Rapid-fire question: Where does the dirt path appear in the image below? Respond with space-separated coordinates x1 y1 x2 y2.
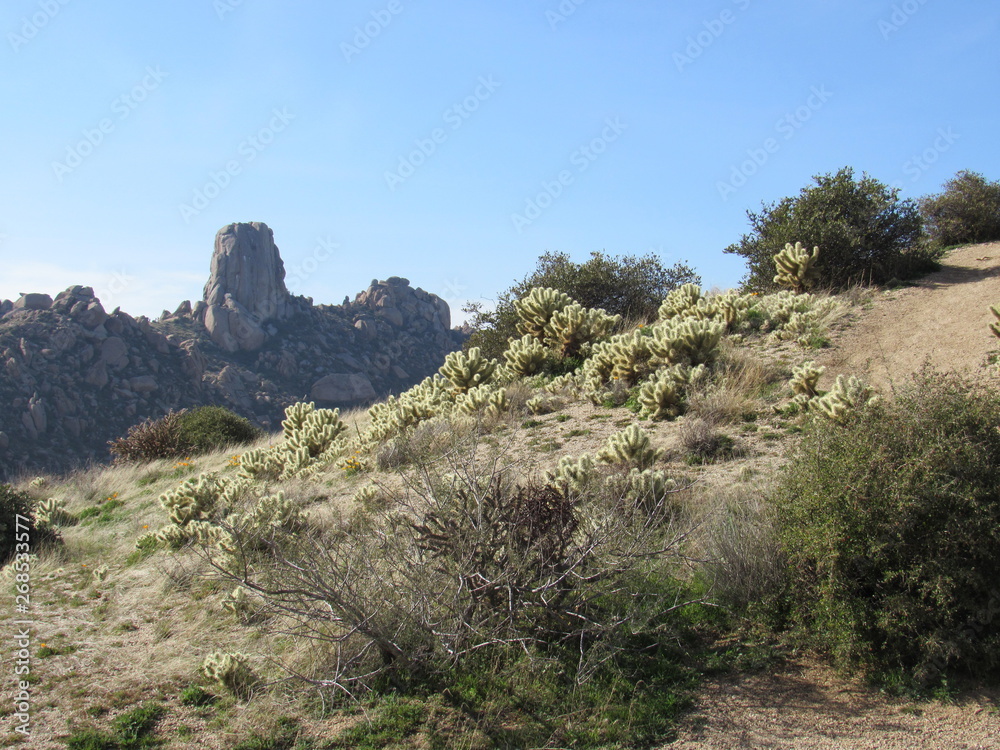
668 657 1000 750
818 242 1000 391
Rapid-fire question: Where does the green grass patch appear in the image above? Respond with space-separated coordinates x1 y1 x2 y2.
66 702 165 750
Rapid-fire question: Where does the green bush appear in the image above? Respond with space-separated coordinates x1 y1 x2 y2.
772 370 1000 686
175 406 261 454
725 166 930 291
919 170 1000 250
110 407 260 463
464 250 700 360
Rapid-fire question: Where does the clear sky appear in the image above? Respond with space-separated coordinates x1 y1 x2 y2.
2 0 997 323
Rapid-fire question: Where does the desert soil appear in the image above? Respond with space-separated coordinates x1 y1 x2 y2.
665 242 1000 750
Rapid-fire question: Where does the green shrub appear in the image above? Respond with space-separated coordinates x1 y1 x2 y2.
464 250 700 360
919 170 1000 250
725 166 929 291
110 407 260 463
772 370 1000 686
175 406 261 454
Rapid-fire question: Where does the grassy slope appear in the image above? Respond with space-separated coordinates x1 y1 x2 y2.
3 262 996 749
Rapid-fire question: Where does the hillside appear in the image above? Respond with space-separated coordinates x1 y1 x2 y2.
3 244 1000 750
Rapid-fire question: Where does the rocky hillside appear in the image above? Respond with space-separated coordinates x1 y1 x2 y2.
0 222 463 479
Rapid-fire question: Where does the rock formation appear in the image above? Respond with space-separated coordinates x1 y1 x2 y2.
198 222 311 353
0 223 465 478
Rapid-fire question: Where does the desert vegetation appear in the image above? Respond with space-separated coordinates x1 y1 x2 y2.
4 167 1000 748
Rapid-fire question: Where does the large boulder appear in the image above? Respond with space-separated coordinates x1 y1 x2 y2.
203 222 291 322
311 374 377 405
13 293 53 311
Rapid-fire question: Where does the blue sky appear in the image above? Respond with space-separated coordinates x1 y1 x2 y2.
2 0 997 323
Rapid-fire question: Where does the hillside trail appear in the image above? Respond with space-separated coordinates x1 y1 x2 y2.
666 241 1000 750
818 240 1000 391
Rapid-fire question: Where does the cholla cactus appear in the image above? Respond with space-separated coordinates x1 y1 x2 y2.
504 334 549 376
364 375 455 445
773 242 821 293
33 498 74 527
223 586 249 615
285 405 348 458
713 293 752 330
455 384 507 416
238 446 285 481
201 652 258 699
990 305 1000 339
597 425 661 470
652 318 725 366
544 454 597 494
608 329 658 385
543 303 620 358
29 476 47 489
790 361 825 398
810 374 875 424
514 287 574 340
439 347 498 394
160 474 225 527
154 524 190 550
638 364 697 420
526 394 564 414
352 483 381 505
240 403 348 480
658 283 703 321
229 491 308 540
605 468 677 511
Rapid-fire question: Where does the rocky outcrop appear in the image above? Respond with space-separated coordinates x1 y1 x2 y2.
0 222 466 479
311 374 377 404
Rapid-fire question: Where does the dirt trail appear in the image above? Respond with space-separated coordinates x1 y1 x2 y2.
666 242 1000 750
669 658 1000 750
819 241 1000 391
